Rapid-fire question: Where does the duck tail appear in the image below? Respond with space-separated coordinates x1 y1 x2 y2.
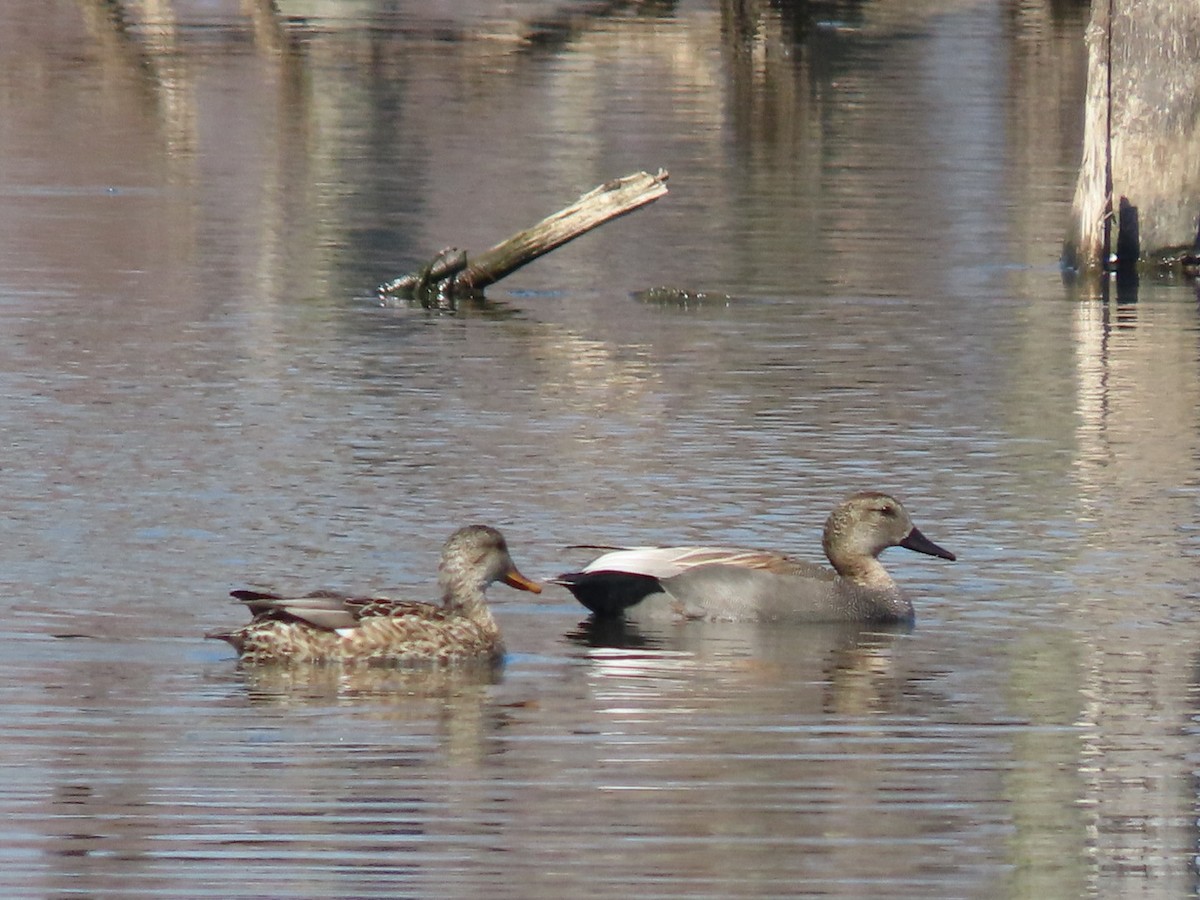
204 627 245 651
230 588 285 617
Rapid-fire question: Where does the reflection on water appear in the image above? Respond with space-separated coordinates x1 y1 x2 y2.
2 0 1200 897
236 658 502 704
574 619 916 717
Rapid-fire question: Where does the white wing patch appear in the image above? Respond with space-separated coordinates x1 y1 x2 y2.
581 546 797 579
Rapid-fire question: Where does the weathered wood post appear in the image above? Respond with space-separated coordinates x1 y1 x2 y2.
1063 0 1200 274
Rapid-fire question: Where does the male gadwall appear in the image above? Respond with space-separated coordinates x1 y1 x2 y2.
554 491 954 623
208 525 542 665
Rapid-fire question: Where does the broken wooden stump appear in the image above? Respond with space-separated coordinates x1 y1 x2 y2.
378 169 669 305
1064 0 1200 275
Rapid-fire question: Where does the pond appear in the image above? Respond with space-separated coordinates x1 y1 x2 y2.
1 0 1198 896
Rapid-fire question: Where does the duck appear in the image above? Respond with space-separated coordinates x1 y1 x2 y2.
553 491 954 623
208 524 542 666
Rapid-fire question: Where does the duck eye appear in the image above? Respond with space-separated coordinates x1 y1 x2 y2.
879 504 898 518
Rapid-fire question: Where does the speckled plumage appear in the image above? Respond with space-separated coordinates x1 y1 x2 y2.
208 525 541 666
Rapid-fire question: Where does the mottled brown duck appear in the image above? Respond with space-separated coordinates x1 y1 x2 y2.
209 525 542 665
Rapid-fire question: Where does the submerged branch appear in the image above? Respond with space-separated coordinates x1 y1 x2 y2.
378 169 669 304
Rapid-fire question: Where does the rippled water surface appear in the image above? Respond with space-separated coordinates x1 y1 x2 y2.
3 1 1200 897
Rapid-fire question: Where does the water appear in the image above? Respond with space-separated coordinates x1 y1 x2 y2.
2 0 1199 896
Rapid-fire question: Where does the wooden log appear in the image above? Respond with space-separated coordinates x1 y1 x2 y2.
377 248 468 297
1064 0 1200 273
379 169 669 302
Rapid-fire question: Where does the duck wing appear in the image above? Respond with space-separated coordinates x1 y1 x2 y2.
231 589 441 633
575 545 813 579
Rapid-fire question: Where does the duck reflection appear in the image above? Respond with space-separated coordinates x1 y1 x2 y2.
566 615 663 650
234 659 502 704
566 615 912 717
230 661 509 770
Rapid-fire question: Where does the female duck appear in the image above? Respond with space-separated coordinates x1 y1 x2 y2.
555 492 954 624
209 525 542 665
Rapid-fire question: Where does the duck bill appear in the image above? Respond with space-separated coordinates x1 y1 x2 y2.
899 526 956 561
503 567 543 594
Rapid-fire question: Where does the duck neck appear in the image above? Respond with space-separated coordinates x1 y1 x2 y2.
439 572 498 628
825 548 898 591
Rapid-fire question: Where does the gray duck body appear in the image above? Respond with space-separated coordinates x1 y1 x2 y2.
555 492 955 624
